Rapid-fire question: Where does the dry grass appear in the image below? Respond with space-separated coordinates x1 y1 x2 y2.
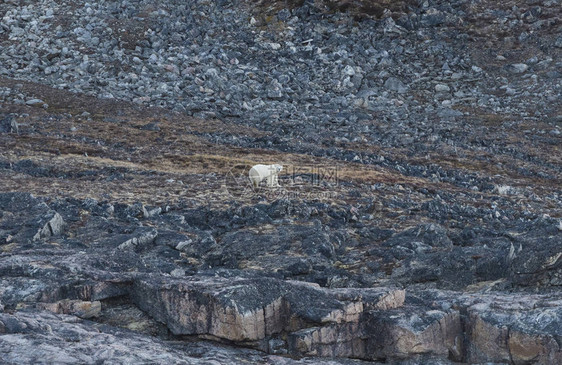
246 0 418 19
1 76 559 221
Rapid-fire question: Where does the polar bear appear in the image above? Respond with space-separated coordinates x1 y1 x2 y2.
249 164 282 188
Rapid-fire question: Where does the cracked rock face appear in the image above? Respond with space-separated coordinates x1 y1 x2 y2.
2 311 370 365
0 192 561 362
464 298 562 364
131 276 403 344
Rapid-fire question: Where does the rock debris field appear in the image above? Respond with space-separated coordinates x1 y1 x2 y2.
0 0 561 363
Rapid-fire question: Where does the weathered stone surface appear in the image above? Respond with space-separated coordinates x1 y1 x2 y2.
330 287 406 311
0 114 18 133
117 227 158 250
0 193 65 243
131 275 403 344
366 307 463 361
405 290 562 364
25 98 45 106
508 223 562 287
463 294 562 364
288 322 366 358
2 311 370 365
35 299 101 319
508 63 529 74
0 276 52 307
384 77 408 93
32 211 65 241
0 311 192 364
0 190 561 362
131 276 288 341
1 189 561 363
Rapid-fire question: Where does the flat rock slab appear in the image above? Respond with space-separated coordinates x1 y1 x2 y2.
0 310 375 365
131 275 404 344
408 290 562 364
462 293 562 364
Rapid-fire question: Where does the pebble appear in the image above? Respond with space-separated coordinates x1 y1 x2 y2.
384 77 407 93
25 99 44 106
509 63 529 73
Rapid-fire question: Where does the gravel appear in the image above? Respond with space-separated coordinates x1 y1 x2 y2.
0 0 559 126
0 0 560 194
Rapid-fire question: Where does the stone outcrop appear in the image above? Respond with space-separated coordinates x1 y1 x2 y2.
34 299 102 319
463 294 562 364
130 275 404 350
1 191 561 363
365 308 463 361
2 311 363 365
0 193 65 244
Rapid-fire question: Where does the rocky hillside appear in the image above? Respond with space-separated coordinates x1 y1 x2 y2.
0 0 561 363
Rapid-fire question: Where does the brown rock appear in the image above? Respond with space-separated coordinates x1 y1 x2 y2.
130 274 405 357
36 299 101 319
366 308 463 361
463 293 562 364
288 322 366 358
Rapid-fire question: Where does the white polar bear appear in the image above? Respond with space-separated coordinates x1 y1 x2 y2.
249 164 282 188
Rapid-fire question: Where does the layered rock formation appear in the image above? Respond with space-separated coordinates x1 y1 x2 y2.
1 192 561 363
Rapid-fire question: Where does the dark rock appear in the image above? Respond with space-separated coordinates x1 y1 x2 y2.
509 221 562 287
0 193 65 243
384 77 407 93
114 202 149 219
365 307 462 361
507 63 529 73
117 227 158 251
463 293 562 364
1 311 336 364
277 9 291 22
0 114 18 133
383 224 453 249
139 122 160 131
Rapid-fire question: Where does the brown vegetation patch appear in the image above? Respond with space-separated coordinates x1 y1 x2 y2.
245 0 418 20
